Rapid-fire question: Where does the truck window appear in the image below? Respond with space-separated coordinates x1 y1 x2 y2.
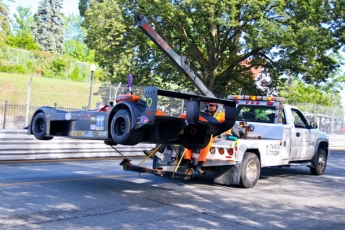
291 108 308 128
282 111 287 124
236 105 276 123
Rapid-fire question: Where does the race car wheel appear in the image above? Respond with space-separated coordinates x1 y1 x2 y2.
31 112 53 140
239 152 260 188
310 148 327 175
110 109 143 145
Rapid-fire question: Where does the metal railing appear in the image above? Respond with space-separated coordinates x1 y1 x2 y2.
0 129 154 161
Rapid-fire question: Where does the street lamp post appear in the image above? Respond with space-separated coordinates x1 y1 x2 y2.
25 74 34 126
88 64 96 110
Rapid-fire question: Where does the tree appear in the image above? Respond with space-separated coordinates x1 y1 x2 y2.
83 0 131 83
78 0 102 17
6 6 40 50
279 79 342 107
83 0 345 97
64 13 85 41
63 13 94 62
0 0 11 44
32 0 64 54
78 0 89 17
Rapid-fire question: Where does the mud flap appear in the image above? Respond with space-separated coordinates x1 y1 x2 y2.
213 164 241 186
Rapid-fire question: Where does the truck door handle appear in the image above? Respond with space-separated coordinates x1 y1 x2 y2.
296 133 300 137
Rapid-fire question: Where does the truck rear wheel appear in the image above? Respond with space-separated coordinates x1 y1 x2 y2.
110 109 143 145
239 152 260 188
31 112 53 140
310 148 327 175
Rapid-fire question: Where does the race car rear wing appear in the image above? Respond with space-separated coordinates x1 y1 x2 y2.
143 86 236 134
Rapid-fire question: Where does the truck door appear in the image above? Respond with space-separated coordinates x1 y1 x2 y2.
290 108 315 160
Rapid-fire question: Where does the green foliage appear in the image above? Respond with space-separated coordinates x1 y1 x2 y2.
0 63 27 74
63 39 95 62
6 6 40 50
12 6 34 33
62 13 95 62
0 46 95 82
279 79 342 107
50 58 70 79
26 61 34 72
83 0 134 83
69 65 81 81
6 31 40 50
0 0 10 44
78 0 89 17
83 0 345 98
32 0 64 54
64 13 86 42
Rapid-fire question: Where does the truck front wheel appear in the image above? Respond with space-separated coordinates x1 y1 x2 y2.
239 152 260 188
310 148 327 175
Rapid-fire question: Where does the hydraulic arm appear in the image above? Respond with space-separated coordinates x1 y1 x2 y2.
134 14 215 98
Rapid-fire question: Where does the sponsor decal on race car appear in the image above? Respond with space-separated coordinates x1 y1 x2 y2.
95 115 105 130
69 130 85 137
69 130 108 138
145 109 155 116
66 113 91 120
117 95 134 101
140 116 149 123
90 116 105 130
65 113 72 120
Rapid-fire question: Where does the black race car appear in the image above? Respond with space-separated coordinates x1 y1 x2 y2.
29 86 236 149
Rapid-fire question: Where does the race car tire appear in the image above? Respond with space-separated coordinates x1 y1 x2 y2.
110 109 143 145
239 152 260 188
310 148 327 175
31 112 53 140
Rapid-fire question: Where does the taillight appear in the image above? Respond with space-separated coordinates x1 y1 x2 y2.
210 147 216 154
267 101 274 106
228 148 234 155
219 148 225 155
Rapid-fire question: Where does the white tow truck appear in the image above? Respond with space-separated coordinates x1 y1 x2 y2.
120 15 329 188
122 95 329 188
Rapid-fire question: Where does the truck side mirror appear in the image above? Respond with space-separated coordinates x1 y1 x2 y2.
310 121 318 129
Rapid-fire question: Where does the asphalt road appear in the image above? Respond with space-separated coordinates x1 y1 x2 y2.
1 148 345 230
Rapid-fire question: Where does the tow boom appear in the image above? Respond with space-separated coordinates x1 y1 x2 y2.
134 14 215 98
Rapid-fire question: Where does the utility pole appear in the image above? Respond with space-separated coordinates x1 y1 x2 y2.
88 64 96 110
25 74 34 126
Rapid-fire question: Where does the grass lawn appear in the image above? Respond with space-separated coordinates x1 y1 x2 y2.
0 72 104 108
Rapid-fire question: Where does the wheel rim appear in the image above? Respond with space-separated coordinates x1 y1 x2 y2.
114 116 127 136
246 161 258 181
318 154 326 171
35 117 45 134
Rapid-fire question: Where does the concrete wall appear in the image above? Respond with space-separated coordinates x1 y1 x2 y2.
0 130 154 161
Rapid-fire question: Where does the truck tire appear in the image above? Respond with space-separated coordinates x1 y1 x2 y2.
31 112 53 140
110 109 143 145
310 148 327 175
239 152 260 188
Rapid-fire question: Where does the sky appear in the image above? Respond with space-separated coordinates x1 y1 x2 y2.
6 0 345 108
7 0 80 15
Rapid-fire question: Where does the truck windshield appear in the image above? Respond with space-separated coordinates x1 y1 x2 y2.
236 105 276 123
